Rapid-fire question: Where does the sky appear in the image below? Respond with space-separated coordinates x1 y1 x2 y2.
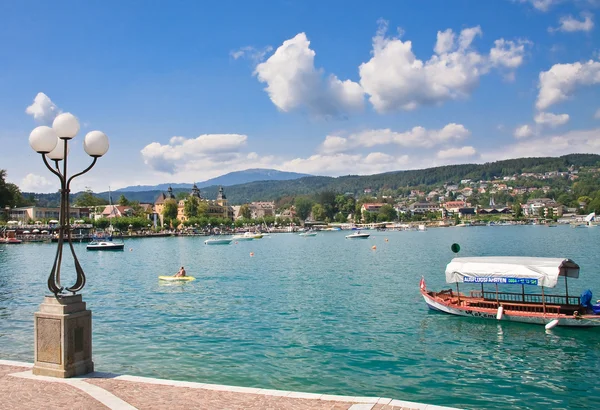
1 0 599 193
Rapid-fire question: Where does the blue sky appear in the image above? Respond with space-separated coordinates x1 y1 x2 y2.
1 0 599 193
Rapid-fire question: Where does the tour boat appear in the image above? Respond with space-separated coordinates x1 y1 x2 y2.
0 238 22 244
421 255 600 327
204 238 233 245
345 232 370 239
86 240 125 250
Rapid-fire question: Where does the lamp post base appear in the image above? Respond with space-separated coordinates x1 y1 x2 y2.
33 294 93 378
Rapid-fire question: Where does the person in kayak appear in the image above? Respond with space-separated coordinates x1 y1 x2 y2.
174 266 186 277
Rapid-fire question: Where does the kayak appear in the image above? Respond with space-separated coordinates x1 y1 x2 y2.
158 276 196 282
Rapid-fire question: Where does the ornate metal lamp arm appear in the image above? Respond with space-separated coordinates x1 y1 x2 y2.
40 148 99 295
31 116 109 297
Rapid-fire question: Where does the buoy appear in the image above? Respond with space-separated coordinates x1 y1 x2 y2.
129 248 133 252
250 252 254 257
371 245 376 250
545 319 559 330
496 306 503 320
235 241 238 244
385 238 389 242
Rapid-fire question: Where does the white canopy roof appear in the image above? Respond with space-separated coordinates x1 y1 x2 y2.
445 257 580 288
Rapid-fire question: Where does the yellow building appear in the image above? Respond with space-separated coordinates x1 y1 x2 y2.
154 185 233 227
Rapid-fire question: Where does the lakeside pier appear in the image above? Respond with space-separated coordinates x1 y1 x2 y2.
0 361 457 410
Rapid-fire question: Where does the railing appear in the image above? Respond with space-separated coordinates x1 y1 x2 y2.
470 290 580 306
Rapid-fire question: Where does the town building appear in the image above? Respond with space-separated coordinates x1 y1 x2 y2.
6 206 91 222
153 184 233 227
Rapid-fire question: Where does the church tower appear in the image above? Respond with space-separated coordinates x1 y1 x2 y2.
217 186 227 207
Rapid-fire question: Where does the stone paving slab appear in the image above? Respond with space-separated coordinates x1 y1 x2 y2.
0 362 459 410
0 365 108 410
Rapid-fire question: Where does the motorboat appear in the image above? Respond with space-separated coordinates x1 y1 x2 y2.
421 252 600 327
242 232 263 239
86 240 124 250
299 231 317 237
232 234 254 241
204 238 233 245
345 231 370 239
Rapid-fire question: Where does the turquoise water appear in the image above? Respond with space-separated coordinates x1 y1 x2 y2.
1 226 600 409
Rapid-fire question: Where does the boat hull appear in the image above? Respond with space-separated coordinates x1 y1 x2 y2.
345 234 370 239
204 239 232 245
87 242 124 250
422 291 600 327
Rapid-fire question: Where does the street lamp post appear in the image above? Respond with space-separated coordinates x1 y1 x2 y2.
28 112 109 378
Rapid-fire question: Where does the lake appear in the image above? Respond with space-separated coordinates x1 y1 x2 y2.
1 226 600 409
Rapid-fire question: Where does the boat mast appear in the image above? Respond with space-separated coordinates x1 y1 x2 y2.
564 275 569 305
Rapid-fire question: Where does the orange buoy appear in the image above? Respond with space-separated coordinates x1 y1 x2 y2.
385 238 389 242
250 252 254 257
371 245 377 250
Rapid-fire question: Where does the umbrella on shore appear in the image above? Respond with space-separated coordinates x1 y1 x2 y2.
49 220 59 224
41 230 49 234
22 230 31 234
32 229 40 233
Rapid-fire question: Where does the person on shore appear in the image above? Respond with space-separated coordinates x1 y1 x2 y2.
174 266 186 277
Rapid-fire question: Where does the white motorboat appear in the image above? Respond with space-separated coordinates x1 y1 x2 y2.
232 234 254 241
87 240 124 250
299 231 317 237
345 232 370 239
204 238 233 245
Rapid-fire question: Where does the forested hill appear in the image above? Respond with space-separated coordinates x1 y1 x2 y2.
25 154 600 206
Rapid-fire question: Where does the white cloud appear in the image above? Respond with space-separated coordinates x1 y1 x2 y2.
436 146 477 159
25 92 61 124
536 59 600 110
534 112 570 127
319 123 471 154
595 108 600 118
230 46 273 62
280 152 410 176
20 173 54 192
253 33 364 118
514 124 535 138
517 0 563 12
490 39 531 69
358 23 528 112
550 13 595 32
140 134 248 174
485 127 600 160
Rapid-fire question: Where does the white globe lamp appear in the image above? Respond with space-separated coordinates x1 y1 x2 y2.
83 131 109 157
46 138 70 161
53 112 80 140
29 126 58 154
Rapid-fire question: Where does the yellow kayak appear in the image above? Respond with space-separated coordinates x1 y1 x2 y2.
158 276 196 281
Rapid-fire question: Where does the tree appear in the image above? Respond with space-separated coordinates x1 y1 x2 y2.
378 204 398 222
74 188 107 207
184 196 199 218
162 199 178 224
294 197 313 221
197 201 208 216
513 203 523 218
176 192 188 201
311 204 326 221
117 194 130 206
239 204 252 219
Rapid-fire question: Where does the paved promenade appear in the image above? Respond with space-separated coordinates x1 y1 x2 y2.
0 360 459 410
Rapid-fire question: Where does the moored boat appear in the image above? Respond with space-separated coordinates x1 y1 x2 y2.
345 231 370 239
232 234 254 241
86 240 125 250
421 251 600 327
299 231 317 237
204 238 233 245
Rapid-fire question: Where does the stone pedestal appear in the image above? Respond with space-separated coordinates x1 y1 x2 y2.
33 294 93 378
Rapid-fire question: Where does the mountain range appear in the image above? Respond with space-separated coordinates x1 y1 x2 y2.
24 154 600 207
114 169 312 192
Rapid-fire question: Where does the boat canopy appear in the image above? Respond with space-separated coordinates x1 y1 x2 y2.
445 257 580 288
